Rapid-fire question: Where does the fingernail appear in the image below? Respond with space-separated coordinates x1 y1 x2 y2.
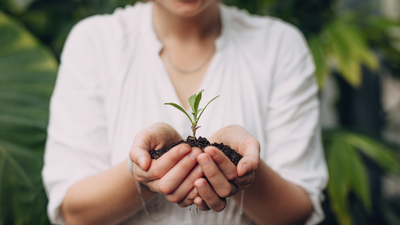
190 150 198 161
196 166 202 174
179 146 190 156
193 187 198 195
138 156 145 169
199 155 210 166
241 163 249 176
205 147 216 158
196 181 206 191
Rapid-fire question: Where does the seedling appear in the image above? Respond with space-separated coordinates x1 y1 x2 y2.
165 90 219 140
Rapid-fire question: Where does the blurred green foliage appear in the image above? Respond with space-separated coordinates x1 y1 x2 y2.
0 9 57 224
323 130 400 225
0 1 400 225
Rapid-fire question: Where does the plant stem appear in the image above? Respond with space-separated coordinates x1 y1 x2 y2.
191 126 196 140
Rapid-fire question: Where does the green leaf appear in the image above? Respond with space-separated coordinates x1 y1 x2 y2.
323 130 400 224
326 21 361 87
0 0 35 14
0 10 56 224
165 103 194 125
342 133 400 175
308 35 329 89
197 95 219 123
188 93 197 115
193 89 204 116
326 141 353 225
338 22 378 72
346 143 372 213
324 19 378 88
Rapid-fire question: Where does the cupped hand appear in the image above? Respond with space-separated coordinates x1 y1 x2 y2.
128 122 204 204
192 125 260 211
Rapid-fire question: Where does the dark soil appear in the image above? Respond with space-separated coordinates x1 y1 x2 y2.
150 136 243 166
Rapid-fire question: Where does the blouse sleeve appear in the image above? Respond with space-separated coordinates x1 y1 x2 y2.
265 23 329 225
42 17 110 224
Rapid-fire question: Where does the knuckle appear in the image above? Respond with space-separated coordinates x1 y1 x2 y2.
165 151 179 162
202 194 213 202
134 130 149 142
151 168 164 180
226 172 236 181
158 183 173 195
220 186 232 198
179 159 194 172
133 175 144 183
206 169 219 179
165 194 180 203
245 139 253 148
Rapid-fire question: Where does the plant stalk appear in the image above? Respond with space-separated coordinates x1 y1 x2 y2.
191 126 196 140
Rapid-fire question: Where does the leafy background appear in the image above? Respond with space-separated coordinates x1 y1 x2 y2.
1 0 400 224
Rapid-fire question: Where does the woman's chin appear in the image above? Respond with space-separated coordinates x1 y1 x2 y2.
157 0 215 18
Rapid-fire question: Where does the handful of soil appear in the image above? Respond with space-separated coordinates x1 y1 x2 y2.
150 136 243 166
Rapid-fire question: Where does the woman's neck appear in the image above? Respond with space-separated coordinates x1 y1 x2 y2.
152 2 221 45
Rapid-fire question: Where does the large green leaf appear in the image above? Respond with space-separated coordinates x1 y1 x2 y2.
341 133 400 175
319 17 379 89
0 140 49 225
345 142 371 213
326 141 353 225
308 35 329 88
0 10 57 224
323 130 400 225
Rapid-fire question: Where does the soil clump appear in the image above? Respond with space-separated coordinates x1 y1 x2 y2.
150 136 243 166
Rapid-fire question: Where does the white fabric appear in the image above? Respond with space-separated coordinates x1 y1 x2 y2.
42 2 328 225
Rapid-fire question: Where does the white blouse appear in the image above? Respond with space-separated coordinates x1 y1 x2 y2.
42 2 328 224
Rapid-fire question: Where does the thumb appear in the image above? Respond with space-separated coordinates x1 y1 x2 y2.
237 138 260 177
129 130 155 171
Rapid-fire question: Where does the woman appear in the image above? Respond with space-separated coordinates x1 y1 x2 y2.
42 0 328 224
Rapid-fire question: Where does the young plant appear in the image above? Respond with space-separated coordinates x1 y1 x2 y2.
165 90 219 139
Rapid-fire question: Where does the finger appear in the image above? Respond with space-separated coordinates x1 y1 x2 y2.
177 187 198 208
195 178 226 212
132 163 148 183
204 147 255 193
232 171 256 190
129 131 152 171
133 143 191 184
208 125 260 177
197 153 237 198
204 146 237 181
148 143 191 180
159 148 202 195
237 142 260 177
194 196 210 211
129 123 182 171
165 162 204 203
209 125 249 149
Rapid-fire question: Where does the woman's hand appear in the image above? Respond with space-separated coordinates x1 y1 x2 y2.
129 122 204 204
192 125 260 211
